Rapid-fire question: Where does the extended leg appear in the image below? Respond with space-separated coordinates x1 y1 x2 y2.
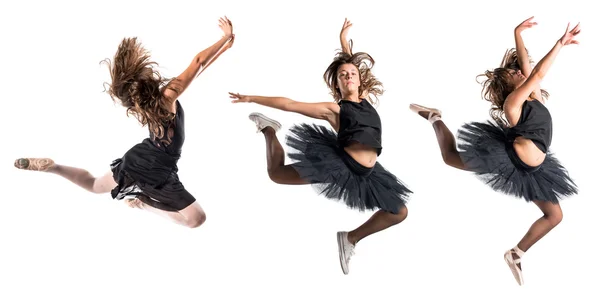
249 112 309 185
409 104 467 170
14 158 117 193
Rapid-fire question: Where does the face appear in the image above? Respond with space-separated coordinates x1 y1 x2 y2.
336 63 360 96
507 68 526 89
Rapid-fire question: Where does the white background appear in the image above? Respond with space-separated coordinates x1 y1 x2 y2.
2 0 598 296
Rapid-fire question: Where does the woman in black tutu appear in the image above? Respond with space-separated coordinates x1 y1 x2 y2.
228 19 411 275
13 17 235 228
409 17 580 285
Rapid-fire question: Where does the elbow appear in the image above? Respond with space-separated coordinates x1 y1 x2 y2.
194 53 209 67
529 69 544 82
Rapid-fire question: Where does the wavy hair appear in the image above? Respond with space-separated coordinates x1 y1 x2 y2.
323 42 384 105
101 37 180 143
477 48 549 126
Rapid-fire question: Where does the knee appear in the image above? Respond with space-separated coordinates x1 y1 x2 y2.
267 168 285 184
441 150 458 167
391 206 408 225
187 211 207 229
441 151 452 165
545 208 563 227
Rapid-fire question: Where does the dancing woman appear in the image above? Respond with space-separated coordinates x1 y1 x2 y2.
14 17 236 228
228 19 412 275
409 17 580 285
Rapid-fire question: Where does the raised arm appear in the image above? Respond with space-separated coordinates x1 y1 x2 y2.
163 16 234 102
229 93 340 126
504 22 580 123
340 18 353 55
339 18 370 99
514 16 537 77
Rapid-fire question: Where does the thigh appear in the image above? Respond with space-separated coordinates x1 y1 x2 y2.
271 164 310 185
94 171 118 193
139 177 197 212
533 199 562 216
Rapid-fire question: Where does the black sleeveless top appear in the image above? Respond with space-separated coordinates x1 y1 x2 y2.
337 99 382 156
507 99 552 153
149 100 185 156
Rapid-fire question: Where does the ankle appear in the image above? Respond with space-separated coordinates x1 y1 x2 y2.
261 126 276 134
512 245 526 257
347 232 359 246
429 115 442 124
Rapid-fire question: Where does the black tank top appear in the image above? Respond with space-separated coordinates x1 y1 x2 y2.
337 99 382 156
149 100 185 155
507 99 552 153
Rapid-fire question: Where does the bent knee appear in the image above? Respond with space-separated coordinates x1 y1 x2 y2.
267 167 287 184
441 151 464 169
390 206 408 224
187 211 207 228
398 206 408 219
546 211 563 227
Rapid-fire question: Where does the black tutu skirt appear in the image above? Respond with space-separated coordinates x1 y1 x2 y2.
456 120 578 204
285 123 412 214
110 139 196 212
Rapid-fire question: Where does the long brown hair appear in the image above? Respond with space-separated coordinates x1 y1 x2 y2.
101 37 180 142
323 46 384 105
477 48 549 126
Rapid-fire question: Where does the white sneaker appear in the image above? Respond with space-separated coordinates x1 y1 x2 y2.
337 231 355 275
248 112 282 133
504 247 525 286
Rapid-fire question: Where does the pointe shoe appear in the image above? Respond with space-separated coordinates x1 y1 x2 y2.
14 158 55 171
248 112 282 133
504 247 525 286
409 103 442 123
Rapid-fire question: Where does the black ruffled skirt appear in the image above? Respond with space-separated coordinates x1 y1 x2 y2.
110 139 195 212
457 120 578 203
285 123 411 214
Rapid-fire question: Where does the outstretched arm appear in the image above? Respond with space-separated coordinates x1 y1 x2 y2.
340 18 353 55
163 16 234 101
504 22 580 124
229 93 340 125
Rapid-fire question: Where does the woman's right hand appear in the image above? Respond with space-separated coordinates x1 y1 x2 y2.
340 18 352 41
559 22 581 46
219 16 233 38
229 92 252 103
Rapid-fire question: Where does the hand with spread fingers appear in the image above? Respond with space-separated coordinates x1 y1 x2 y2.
559 22 581 46
228 92 252 103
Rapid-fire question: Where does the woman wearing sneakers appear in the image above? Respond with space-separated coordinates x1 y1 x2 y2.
409 17 579 285
228 19 412 275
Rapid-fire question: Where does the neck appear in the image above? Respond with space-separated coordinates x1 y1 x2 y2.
340 92 360 102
